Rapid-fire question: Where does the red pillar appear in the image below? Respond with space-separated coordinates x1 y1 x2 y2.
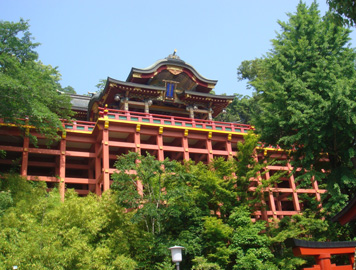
255 153 268 221
135 124 141 156
316 254 332 270
157 127 164 161
226 134 233 160
102 122 110 192
59 138 66 201
348 252 355 266
183 130 189 161
88 159 95 193
311 175 322 208
206 133 213 162
95 142 102 196
287 163 301 212
21 136 29 176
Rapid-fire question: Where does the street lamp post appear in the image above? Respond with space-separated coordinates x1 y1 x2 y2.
169 245 184 270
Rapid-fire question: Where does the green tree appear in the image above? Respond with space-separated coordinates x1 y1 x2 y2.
214 94 254 124
96 78 107 92
242 2 356 212
61 85 76 94
0 19 73 142
0 183 140 269
327 0 356 26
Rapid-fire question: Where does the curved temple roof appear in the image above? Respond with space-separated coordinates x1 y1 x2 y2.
126 52 218 93
84 52 234 120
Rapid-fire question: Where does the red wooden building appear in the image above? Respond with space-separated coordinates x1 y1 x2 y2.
0 52 326 221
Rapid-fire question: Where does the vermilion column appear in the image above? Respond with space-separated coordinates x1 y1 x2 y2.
59 138 66 201
255 153 268 221
315 254 332 270
135 126 141 155
102 123 110 192
275 192 284 218
95 142 102 196
349 253 355 266
266 169 277 219
206 135 213 162
311 175 322 208
226 136 233 160
21 136 29 176
287 163 301 212
183 130 189 161
157 128 164 161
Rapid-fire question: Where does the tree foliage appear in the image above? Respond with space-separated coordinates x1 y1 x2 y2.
0 19 73 142
327 0 356 26
214 94 254 124
237 2 356 212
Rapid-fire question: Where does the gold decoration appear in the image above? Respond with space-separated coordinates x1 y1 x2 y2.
136 124 141 132
136 144 140 148
208 132 212 139
62 130 67 139
104 120 109 129
159 126 163 134
133 73 142 78
228 134 232 141
184 129 188 137
167 66 183 75
61 151 66 155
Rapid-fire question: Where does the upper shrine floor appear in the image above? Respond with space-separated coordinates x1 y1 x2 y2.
70 51 234 122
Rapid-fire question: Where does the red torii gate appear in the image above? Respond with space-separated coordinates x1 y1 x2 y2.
287 239 356 270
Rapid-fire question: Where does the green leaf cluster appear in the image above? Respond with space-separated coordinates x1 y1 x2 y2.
0 19 74 142
327 0 356 26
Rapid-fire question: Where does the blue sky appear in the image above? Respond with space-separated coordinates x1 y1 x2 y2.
2 1 355 97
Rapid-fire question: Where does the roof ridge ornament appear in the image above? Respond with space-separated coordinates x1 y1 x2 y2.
167 49 181 60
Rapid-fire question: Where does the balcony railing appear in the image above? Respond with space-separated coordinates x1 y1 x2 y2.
1 109 252 134
99 107 251 133
63 120 96 132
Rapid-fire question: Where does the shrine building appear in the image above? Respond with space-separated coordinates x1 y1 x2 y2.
0 52 326 221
